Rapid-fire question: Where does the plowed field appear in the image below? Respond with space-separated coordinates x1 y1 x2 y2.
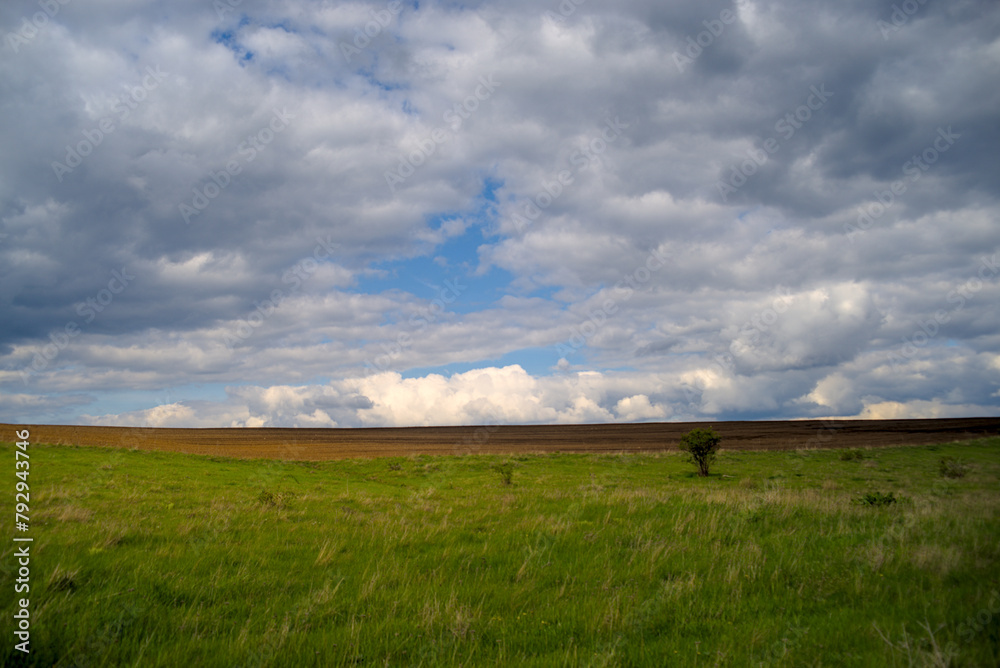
5 417 998 461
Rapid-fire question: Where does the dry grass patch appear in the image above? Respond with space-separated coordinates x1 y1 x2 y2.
909 543 962 576
57 504 94 523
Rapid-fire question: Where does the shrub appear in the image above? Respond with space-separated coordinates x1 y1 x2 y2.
257 489 294 508
491 461 514 486
859 491 896 507
938 457 968 479
839 449 864 461
678 428 722 477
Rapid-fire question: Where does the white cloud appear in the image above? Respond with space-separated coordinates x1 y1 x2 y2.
856 400 998 421
725 282 884 373
615 394 669 421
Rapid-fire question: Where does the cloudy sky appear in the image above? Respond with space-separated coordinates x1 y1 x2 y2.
1 0 998 428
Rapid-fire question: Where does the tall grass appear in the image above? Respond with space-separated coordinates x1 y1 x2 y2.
1 439 998 666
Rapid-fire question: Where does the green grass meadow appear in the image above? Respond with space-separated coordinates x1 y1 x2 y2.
2 438 999 667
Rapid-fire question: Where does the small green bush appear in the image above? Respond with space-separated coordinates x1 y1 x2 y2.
491 461 514 486
938 457 968 479
839 449 864 461
678 428 722 477
859 491 896 507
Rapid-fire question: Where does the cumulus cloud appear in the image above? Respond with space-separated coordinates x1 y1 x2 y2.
725 282 884 373
615 394 669 422
856 400 996 421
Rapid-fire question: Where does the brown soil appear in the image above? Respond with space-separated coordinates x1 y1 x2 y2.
4 418 998 461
